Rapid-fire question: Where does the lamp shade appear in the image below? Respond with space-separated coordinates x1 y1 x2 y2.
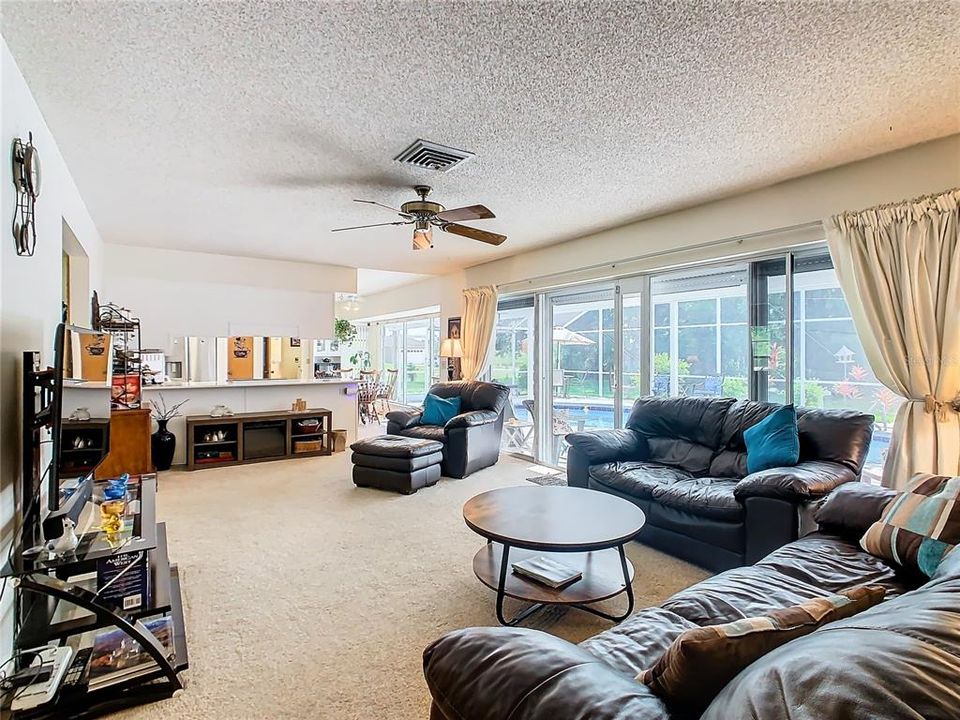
439 338 463 358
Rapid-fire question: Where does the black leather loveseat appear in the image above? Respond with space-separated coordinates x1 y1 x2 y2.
424 482 960 720
565 396 874 572
386 380 509 479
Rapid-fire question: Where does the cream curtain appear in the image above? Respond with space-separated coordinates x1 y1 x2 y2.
460 285 498 381
826 188 960 489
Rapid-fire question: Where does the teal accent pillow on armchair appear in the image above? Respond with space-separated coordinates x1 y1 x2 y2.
421 393 461 426
743 405 800 474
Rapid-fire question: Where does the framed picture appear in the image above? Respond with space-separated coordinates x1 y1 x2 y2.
447 316 461 340
447 316 462 380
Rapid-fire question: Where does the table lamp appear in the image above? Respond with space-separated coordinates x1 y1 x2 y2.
439 338 463 381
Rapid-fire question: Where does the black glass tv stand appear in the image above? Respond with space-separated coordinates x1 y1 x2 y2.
2 474 188 718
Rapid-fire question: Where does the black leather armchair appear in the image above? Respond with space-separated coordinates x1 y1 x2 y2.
566 396 874 572
385 380 510 478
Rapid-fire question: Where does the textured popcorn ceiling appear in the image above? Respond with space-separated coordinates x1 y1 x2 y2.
3 1 959 275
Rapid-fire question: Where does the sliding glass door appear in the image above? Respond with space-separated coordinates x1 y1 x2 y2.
791 252 891 480
490 296 536 457
750 258 789 403
517 246 889 480
620 280 647 424
381 315 440 406
403 318 430 405
547 288 617 465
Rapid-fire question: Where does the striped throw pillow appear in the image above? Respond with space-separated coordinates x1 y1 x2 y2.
860 473 960 577
637 585 885 714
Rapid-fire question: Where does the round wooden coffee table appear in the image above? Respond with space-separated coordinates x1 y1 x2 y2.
463 485 645 626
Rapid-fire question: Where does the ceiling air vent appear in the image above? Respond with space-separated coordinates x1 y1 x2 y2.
394 139 474 172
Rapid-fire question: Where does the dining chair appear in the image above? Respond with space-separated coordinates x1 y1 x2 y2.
357 379 380 424
376 368 399 413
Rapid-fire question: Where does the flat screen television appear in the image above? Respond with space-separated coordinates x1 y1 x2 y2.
43 323 113 538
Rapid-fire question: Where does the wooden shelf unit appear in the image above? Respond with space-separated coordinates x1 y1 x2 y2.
185 408 333 470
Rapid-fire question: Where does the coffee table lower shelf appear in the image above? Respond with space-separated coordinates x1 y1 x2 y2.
473 543 635 626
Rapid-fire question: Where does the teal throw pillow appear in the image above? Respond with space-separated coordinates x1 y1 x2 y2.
743 405 800 474
421 393 461 426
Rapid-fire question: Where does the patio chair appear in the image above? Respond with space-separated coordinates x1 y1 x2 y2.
653 374 670 396
502 396 534 453
521 399 585 464
703 374 724 396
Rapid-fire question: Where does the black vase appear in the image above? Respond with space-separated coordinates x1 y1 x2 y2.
152 418 176 471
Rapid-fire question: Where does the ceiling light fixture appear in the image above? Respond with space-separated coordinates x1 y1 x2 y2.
338 293 361 313
412 220 433 250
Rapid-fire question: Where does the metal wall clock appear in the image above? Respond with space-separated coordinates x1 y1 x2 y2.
12 132 41 256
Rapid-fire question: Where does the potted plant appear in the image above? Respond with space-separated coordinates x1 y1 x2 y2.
335 318 358 345
349 350 371 370
150 393 189 471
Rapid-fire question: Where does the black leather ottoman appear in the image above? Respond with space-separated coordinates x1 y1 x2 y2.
350 435 444 494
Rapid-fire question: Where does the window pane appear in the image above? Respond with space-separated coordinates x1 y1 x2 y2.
654 328 670 355
652 264 747 399
805 287 851 319
678 298 716 325
804 320 872 382
678 326 717 376
720 325 748 376
792 256 894 483
654 303 670 327
720 296 747 323
567 310 599 332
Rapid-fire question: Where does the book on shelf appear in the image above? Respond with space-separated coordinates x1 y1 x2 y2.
87 615 174 690
511 555 582 589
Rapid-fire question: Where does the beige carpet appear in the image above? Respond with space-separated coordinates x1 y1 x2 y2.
112 454 709 720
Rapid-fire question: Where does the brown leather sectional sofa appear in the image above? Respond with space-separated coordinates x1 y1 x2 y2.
423 482 960 719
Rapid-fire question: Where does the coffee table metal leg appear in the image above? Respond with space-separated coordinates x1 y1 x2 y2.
495 542 545 626
572 543 635 623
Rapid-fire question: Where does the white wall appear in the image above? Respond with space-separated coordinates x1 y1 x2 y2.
102 245 358 348
357 134 960 321
1 36 106 655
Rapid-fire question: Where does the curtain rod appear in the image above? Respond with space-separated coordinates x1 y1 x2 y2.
497 220 823 293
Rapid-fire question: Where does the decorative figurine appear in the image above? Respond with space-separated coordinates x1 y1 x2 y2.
45 517 80 557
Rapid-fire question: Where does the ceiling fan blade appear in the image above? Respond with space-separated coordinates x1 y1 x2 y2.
434 205 496 222
354 199 413 218
441 223 507 246
331 221 411 233
412 226 433 250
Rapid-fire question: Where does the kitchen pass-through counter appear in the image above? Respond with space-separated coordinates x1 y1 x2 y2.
142 378 359 466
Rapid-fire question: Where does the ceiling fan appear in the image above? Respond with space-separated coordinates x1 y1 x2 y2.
331 185 506 250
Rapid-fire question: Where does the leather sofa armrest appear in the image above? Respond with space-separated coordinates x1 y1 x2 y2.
815 481 897 537
445 409 499 430
735 460 856 502
564 429 647 464
424 627 666 720
385 409 422 431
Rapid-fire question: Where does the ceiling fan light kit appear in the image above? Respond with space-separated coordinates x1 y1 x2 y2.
331 184 506 251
